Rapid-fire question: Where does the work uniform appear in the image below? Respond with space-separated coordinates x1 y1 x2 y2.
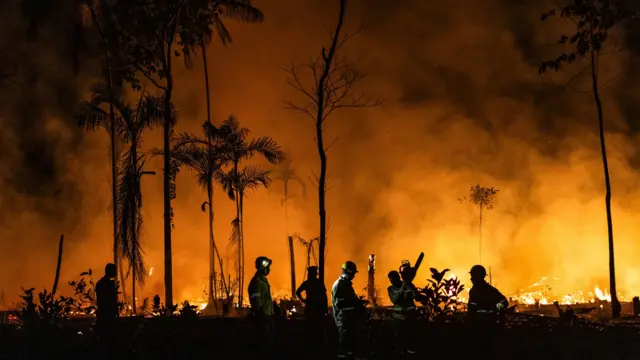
248 271 275 356
332 274 364 358
467 281 508 357
468 282 508 315
95 275 118 359
388 281 420 354
297 277 328 349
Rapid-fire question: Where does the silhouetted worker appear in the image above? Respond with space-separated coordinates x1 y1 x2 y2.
467 265 508 315
388 270 421 356
332 261 368 359
296 266 329 350
467 265 508 356
95 263 119 359
248 256 275 357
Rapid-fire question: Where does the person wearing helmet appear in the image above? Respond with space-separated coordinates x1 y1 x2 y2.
248 256 275 356
296 266 328 350
332 261 368 359
95 263 119 359
387 269 422 356
467 265 508 315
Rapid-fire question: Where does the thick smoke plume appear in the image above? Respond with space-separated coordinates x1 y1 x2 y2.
2 0 640 305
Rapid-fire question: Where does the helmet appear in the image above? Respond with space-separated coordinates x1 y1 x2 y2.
307 266 318 273
469 265 487 277
255 256 272 270
341 261 358 274
399 260 411 273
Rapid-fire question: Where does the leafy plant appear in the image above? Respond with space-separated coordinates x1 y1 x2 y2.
68 269 125 315
18 287 76 328
179 301 198 320
418 268 465 322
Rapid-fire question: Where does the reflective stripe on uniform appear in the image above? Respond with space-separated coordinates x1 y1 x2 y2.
250 293 261 298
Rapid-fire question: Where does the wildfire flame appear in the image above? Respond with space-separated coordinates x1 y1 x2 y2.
509 277 615 305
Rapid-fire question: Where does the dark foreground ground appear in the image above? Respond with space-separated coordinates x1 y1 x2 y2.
2 313 640 360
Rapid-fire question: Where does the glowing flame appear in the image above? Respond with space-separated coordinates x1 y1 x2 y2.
149 267 154 276
509 277 617 305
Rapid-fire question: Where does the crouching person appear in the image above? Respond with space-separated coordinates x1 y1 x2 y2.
248 256 275 357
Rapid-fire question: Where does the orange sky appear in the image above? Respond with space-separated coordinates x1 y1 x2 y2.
2 0 640 306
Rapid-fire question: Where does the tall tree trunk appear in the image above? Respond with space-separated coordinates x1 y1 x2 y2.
591 46 620 318
132 263 137 314
119 261 128 309
233 160 242 306
202 44 218 310
316 0 347 288
163 46 175 315
88 5 120 294
285 181 296 297
478 204 483 265
131 145 138 315
288 236 296 299
51 234 64 297
239 192 245 307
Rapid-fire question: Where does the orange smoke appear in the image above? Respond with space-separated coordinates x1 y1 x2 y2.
2 0 640 309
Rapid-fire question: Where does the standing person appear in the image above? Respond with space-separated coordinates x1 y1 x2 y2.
296 266 328 350
248 256 275 357
467 265 508 357
95 263 119 359
387 270 421 356
467 265 508 316
332 261 368 359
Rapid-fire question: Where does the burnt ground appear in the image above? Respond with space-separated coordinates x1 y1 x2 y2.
1 314 640 360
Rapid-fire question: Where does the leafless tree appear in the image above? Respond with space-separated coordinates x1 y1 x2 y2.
281 0 380 286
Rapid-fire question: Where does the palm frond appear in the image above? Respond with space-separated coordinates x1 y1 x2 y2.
240 164 271 193
216 169 237 200
213 13 232 45
115 148 148 287
246 136 285 164
173 131 209 149
229 217 241 248
136 93 165 131
75 101 115 132
216 1 264 23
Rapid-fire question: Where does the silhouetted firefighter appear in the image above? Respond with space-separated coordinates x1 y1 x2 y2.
248 256 275 357
332 261 368 359
467 265 508 315
467 264 508 357
95 263 118 359
388 258 424 356
296 266 328 350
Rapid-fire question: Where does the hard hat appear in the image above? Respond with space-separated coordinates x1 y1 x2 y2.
255 256 272 270
307 266 318 272
469 265 487 277
341 261 358 274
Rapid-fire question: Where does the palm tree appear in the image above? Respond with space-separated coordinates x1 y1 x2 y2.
216 116 284 305
76 85 165 314
167 127 233 311
217 164 272 304
174 0 263 312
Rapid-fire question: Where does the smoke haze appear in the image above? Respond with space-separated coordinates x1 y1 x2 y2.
1 0 640 305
